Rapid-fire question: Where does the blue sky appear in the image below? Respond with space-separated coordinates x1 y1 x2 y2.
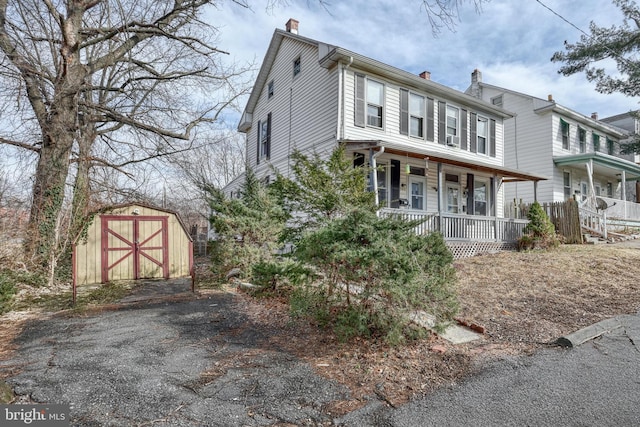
209 0 634 120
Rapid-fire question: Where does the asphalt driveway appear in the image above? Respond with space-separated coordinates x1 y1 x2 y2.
3 282 640 426
3 288 349 426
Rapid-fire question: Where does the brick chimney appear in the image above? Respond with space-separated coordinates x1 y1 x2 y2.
285 18 299 34
591 112 598 120
548 94 554 102
469 69 482 99
419 71 431 80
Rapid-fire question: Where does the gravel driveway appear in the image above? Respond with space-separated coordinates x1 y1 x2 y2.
3 287 351 426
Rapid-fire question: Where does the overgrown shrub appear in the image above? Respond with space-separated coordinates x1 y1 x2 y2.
519 201 560 250
291 208 458 345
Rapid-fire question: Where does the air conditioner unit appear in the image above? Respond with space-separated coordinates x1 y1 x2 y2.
446 135 460 147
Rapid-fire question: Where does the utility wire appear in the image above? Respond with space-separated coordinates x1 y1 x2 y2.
535 0 590 37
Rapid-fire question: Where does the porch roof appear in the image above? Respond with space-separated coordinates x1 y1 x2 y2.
342 140 548 183
553 152 640 181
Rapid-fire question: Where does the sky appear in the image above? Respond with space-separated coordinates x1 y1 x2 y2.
208 0 635 120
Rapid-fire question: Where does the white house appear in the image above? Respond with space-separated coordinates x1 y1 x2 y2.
227 19 546 256
601 111 640 203
466 70 640 222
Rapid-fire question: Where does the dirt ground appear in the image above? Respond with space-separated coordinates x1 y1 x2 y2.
3 242 640 411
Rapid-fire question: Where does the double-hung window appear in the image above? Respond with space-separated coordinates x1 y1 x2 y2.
447 105 459 138
256 113 271 164
578 127 586 153
563 171 571 200
593 133 600 152
355 74 384 129
607 138 615 155
293 57 301 77
561 119 570 150
476 115 488 155
400 90 425 138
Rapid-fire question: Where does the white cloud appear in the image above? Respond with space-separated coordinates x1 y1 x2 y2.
211 0 638 120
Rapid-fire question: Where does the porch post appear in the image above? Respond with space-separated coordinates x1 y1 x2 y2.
621 170 627 219
437 162 443 233
533 181 538 202
493 174 498 242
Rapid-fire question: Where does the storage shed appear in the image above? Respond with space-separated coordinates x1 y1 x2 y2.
73 203 194 290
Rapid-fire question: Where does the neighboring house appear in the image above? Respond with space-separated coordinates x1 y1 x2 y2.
601 111 640 203
466 70 640 223
227 19 546 256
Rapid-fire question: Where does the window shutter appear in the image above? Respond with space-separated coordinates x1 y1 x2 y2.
461 109 468 150
256 120 261 165
466 174 474 215
470 112 477 153
490 119 496 157
427 98 434 141
266 113 272 159
400 89 409 135
390 159 400 208
355 74 365 127
438 101 446 144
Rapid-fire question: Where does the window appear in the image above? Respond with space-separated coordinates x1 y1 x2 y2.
593 132 600 152
561 119 570 150
293 56 301 77
366 79 384 128
607 182 613 197
473 179 488 216
267 80 274 98
563 171 571 200
581 182 588 202
578 127 586 153
446 105 459 138
400 90 426 138
409 177 426 210
607 138 615 155
477 116 488 155
257 113 271 164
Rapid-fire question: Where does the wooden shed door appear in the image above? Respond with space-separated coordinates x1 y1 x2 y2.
101 215 169 283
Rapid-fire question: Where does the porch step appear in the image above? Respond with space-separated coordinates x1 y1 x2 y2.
583 233 607 245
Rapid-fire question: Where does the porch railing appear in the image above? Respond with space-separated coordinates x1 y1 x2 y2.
378 208 529 242
578 207 607 239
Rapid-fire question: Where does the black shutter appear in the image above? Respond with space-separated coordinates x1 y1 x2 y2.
470 112 477 153
390 159 400 208
427 98 434 141
400 89 409 135
266 113 272 159
355 74 365 127
256 120 261 165
466 174 474 215
490 119 496 157
438 101 446 145
461 109 468 151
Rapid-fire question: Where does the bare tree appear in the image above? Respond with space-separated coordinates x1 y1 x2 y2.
420 0 488 35
0 0 250 273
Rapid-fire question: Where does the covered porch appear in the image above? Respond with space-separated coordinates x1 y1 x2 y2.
344 140 547 245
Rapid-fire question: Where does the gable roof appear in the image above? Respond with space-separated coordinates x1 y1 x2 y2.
469 81 628 139
238 28 514 132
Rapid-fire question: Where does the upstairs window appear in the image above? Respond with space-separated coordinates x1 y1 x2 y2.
560 119 570 150
578 127 586 153
355 74 384 129
607 138 615 155
446 105 459 138
593 132 600 152
477 115 488 155
256 113 271 164
293 56 301 77
400 89 425 138
267 80 274 98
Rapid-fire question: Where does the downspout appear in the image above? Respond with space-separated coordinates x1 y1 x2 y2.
371 147 385 206
338 56 354 141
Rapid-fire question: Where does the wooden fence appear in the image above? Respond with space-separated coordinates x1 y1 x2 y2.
505 200 582 244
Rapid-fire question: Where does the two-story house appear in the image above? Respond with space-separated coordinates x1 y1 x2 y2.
466 70 640 222
227 19 546 256
601 111 640 203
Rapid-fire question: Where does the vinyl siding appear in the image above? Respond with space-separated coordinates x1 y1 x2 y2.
245 37 339 180
342 68 505 167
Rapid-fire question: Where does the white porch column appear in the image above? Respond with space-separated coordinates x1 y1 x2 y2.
622 170 627 219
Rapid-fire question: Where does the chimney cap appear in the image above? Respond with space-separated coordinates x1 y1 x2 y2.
286 18 299 34
419 71 431 80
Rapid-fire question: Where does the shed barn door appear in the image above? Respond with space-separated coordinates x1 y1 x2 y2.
101 215 169 283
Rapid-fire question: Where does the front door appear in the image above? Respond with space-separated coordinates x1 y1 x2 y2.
409 177 427 210
101 215 169 283
446 184 460 213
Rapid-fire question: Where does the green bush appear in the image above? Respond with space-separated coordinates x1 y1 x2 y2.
519 202 560 250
